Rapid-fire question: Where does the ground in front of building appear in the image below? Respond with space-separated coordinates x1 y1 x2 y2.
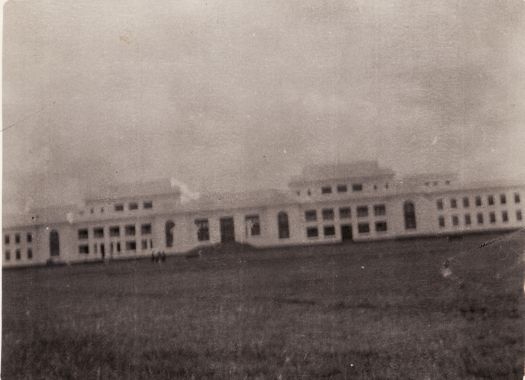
2 231 524 378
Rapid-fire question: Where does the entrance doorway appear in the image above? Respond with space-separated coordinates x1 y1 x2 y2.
220 217 235 243
49 230 60 257
341 224 353 241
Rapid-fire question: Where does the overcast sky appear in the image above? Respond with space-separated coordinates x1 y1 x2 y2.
3 0 525 214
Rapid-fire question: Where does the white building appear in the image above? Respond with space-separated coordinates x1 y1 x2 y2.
3 162 524 268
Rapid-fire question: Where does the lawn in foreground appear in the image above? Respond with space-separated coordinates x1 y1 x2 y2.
2 231 524 379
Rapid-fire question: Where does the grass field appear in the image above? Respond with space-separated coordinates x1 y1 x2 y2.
2 231 524 379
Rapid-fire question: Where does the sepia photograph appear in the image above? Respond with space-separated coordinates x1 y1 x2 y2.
2 0 525 378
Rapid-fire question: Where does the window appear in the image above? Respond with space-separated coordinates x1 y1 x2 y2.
27 233 32 243
141 239 148 250
514 193 521 204
462 197 470 208
450 199 457 208
4 235 9 245
475 196 482 207
94 227 104 238
5 250 10 261
195 219 210 241
79 245 89 254
488 195 494 206
50 230 60 257
436 199 443 210
307 189 311 196
445 180 450 185
278 212 290 239
245 215 261 236
165 221 175 247
352 184 363 192
90 208 94 214
323 225 336 237
373 184 378 190
15 249 21 260
114 204 124 211
452 215 459 226
116 242 121 253
129 202 139 210
373 204 386 216
336 184 347 193
109 226 120 237
489 212 496 224
358 223 370 234
78 229 89 240
141 223 152 235
306 227 318 238
502 211 508 223
126 241 137 251
339 207 351 219
375 221 387 232
517 210 522 221
464 214 471 225
93 244 98 254
500 194 506 205
403 201 417 230
143 201 153 209
357 206 368 218
477 213 484 224
305 210 317 222
27 248 33 259
322 208 334 221
438 216 445 228
321 186 332 194
125 225 136 236
15 234 20 244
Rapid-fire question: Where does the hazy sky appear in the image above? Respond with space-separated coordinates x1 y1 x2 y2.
3 0 525 213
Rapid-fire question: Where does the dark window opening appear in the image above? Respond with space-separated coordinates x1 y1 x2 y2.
452 215 459 226
450 199 457 208
322 208 334 221
94 227 104 238
27 233 32 243
403 201 417 230
129 202 139 210
4 235 9 245
78 229 88 240
517 210 522 221
305 210 317 222
15 234 20 244
126 241 137 251
438 216 445 228
165 220 175 247
195 219 210 241
475 196 482 207
323 225 336 237
110 226 120 237
464 214 471 225
336 184 347 193
373 204 386 216
375 221 387 232
489 212 496 224
115 204 124 211
79 245 89 254
27 248 33 259
488 195 494 205
339 207 351 219
352 184 363 192
143 201 153 209
514 193 521 204
306 227 318 238
502 211 508 223
245 215 261 236
477 213 484 224
462 197 469 208
358 223 370 234
15 249 21 260
125 225 136 236
321 186 332 194
141 223 152 235
357 206 368 218
278 212 290 239
500 194 506 205
436 199 443 210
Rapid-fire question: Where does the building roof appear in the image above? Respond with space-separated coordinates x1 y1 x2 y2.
3 205 79 229
175 189 298 214
289 161 395 186
84 179 180 203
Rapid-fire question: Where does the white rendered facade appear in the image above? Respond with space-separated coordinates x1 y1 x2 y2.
3 162 524 268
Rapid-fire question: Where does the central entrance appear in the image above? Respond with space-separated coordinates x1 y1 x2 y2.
220 217 235 243
341 224 353 242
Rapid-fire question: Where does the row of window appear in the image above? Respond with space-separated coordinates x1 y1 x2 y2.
438 210 522 228
437 193 520 210
4 232 32 245
79 239 154 254
298 183 392 197
78 224 152 240
306 221 388 238
4 248 32 261
424 180 451 187
305 204 386 222
114 201 153 212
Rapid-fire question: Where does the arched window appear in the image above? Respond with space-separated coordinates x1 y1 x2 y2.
403 201 417 230
278 212 290 239
165 220 175 247
49 230 60 257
